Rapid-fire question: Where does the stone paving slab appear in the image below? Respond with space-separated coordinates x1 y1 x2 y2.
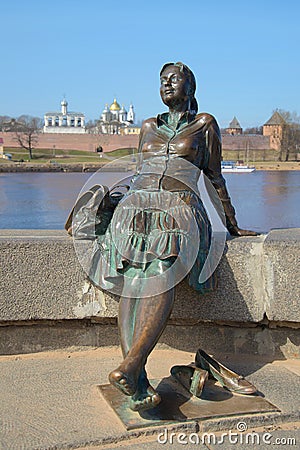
100 378 279 431
0 347 299 449
76 424 300 449
206 427 300 450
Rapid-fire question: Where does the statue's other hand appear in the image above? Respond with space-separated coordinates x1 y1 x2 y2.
229 226 259 237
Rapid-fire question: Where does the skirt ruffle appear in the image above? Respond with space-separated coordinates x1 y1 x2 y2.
90 189 217 294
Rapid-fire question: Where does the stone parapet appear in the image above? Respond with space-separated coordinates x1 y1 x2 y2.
263 229 300 322
0 229 299 356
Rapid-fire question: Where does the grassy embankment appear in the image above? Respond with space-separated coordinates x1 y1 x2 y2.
0 147 135 164
251 161 300 170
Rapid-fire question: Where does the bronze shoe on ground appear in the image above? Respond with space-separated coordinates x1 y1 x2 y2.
171 364 208 398
195 349 257 395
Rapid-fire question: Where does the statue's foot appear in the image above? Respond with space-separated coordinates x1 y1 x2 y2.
129 379 161 412
108 369 136 396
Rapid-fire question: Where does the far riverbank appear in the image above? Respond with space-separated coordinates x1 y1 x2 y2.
0 162 134 173
0 161 299 173
253 161 300 171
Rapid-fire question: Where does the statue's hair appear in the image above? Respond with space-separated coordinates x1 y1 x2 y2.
160 62 198 114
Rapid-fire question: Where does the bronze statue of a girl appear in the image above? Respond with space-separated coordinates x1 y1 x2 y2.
92 62 257 411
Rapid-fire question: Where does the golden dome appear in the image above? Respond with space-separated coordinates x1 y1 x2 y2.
110 98 121 111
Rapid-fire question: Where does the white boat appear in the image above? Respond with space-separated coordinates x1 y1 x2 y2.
221 161 256 173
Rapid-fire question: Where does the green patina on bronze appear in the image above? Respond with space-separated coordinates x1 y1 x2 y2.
92 62 258 413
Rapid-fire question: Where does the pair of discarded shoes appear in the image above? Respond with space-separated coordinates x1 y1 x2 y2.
170 364 208 398
171 349 257 398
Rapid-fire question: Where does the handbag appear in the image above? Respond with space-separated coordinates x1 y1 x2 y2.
64 184 129 239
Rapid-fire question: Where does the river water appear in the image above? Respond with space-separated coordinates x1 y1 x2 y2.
0 171 299 233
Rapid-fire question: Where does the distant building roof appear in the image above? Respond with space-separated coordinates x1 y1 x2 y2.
264 111 286 126
44 98 85 117
45 111 84 116
110 98 121 111
228 116 242 129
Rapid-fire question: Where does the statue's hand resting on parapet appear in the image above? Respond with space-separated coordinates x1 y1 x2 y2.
228 226 259 237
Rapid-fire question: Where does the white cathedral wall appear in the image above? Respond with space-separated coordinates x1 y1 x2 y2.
43 126 86 134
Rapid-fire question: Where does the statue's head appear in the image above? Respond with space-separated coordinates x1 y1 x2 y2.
160 62 198 114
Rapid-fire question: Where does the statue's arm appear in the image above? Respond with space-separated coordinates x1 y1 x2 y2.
202 116 258 236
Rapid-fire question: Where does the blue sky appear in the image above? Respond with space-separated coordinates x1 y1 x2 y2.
1 0 299 128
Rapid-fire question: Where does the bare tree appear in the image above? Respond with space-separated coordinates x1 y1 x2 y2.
85 119 98 133
276 109 300 161
244 126 263 135
0 115 12 131
13 116 43 160
276 109 300 124
281 122 300 161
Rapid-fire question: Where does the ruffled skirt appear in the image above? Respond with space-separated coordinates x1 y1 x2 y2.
89 189 217 297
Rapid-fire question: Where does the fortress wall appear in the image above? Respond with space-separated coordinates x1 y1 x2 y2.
1 132 272 154
222 134 271 150
0 132 139 152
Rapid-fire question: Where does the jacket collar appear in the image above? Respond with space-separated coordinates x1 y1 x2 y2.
156 111 196 129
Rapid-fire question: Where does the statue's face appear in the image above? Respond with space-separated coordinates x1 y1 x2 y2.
160 66 190 108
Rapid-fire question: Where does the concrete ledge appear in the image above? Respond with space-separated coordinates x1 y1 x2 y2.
263 228 300 322
1 229 299 323
0 229 299 355
1 321 299 359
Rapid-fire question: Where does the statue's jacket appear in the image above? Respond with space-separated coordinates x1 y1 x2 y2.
91 112 235 296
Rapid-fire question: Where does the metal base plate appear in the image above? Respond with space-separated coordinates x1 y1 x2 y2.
98 376 280 430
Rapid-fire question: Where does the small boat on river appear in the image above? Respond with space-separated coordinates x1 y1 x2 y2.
221 161 256 173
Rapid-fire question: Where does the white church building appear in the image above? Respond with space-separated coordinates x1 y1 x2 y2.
98 98 135 134
43 99 86 134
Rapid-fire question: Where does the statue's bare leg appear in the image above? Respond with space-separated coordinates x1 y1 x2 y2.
109 260 175 410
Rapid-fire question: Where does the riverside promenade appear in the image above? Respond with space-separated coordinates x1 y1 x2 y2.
1 348 299 449
0 229 299 448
